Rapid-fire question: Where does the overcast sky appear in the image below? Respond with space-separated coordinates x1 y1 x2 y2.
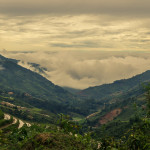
0 0 150 51
0 0 150 89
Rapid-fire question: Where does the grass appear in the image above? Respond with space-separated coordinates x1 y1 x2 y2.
72 117 83 121
31 108 42 112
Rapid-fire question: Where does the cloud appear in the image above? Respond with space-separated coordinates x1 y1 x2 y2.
0 0 150 52
0 0 150 85
0 0 150 18
0 15 150 51
2 51 150 89
51 41 100 48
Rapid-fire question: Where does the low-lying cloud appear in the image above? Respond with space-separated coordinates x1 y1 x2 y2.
2 51 150 89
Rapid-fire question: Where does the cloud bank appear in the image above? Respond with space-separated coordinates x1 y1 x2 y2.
2 51 150 89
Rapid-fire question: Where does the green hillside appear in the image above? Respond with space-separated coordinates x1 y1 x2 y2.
81 86 148 141
78 70 150 102
0 109 98 150
0 54 77 105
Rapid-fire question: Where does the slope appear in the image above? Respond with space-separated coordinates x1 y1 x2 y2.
0 54 77 105
78 70 150 102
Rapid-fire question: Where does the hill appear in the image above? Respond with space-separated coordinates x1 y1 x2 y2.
0 54 94 119
78 70 150 103
63 87 81 94
0 91 58 124
0 54 77 104
0 109 98 150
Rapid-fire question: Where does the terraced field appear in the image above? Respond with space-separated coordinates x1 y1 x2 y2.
0 112 31 130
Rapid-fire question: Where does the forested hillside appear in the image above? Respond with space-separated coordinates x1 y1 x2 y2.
0 55 91 117
0 54 77 104
78 70 150 102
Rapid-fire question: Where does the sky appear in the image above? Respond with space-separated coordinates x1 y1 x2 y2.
0 0 150 89
0 0 150 51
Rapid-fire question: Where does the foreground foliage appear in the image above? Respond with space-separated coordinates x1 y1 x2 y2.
96 84 150 150
0 112 98 150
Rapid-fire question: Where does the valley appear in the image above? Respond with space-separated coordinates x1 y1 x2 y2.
0 54 150 149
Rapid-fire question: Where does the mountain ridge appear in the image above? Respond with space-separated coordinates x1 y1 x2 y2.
78 70 150 101
0 54 76 104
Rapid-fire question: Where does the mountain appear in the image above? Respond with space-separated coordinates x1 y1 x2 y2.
0 54 106 118
0 54 18 63
63 87 81 94
78 70 150 103
0 90 57 124
19 61 48 75
0 54 90 118
0 54 77 104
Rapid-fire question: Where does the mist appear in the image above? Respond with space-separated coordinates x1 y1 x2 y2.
1 51 150 89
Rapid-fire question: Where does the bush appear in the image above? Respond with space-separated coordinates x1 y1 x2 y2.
0 109 4 120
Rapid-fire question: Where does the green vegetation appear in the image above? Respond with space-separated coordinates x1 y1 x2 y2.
90 83 150 149
0 116 13 128
78 70 150 102
0 91 150 150
0 55 101 118
0 54 150 149
0 55 85 116
0 92 57 124
0 112 98 150
0 110 4 120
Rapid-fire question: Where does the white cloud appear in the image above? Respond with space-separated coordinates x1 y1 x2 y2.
0 15 150 52
2 51 150 89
